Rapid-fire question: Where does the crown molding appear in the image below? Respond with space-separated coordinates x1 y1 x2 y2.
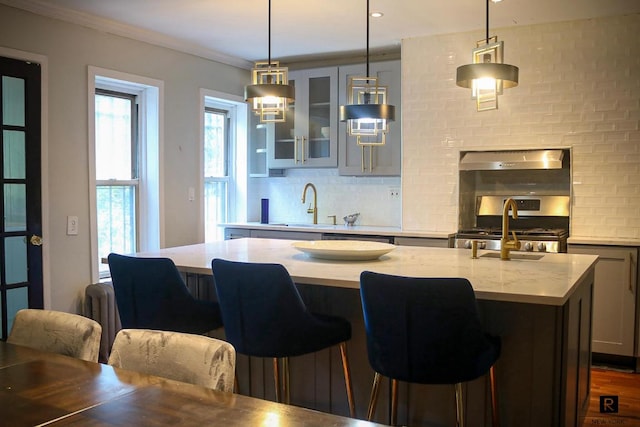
1 0 253 70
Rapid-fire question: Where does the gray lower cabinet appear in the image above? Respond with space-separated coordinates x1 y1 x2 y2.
224 228 252 240
394 236 452 248
249 229 320 241
568 244 638 356
321 233 394 243
225 227 321 241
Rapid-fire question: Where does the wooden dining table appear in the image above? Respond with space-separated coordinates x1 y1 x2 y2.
0 341 385 426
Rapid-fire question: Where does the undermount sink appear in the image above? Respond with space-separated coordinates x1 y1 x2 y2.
480 252 545 260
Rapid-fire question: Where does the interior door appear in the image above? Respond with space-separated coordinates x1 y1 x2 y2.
0 56 43 340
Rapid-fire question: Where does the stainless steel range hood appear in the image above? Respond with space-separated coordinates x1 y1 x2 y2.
459 149 565 170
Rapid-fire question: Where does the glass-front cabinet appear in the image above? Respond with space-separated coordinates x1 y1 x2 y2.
248 112 268 177
268 67 338 168
338 60 401 176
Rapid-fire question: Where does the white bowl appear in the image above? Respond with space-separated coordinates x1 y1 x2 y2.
320 127 330 138
292 240 395 261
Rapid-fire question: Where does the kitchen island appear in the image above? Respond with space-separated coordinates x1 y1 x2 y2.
135 238 597 427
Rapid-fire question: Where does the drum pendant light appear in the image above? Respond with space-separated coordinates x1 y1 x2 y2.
339 0 395 146
245 0 295 123
456 0 519 111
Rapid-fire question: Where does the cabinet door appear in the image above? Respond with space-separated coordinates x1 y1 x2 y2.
268 67 337 168
338 60 401 176
250 229 319 240
248 112 268 177
569 245 637 356
394 236 452 248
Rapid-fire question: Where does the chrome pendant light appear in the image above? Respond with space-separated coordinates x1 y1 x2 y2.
339 0 395 145
245 0 295 123
456 0 518 111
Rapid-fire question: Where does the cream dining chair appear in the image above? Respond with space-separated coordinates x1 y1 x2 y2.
7 309 102 362
108 329 236 392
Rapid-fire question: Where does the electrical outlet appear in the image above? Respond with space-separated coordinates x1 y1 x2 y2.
389 187 401 199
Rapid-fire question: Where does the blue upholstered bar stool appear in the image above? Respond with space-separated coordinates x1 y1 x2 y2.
211 258 356 418
108 253 223 334
359 271 501 427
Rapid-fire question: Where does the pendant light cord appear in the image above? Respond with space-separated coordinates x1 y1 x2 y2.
268 0 272 64
485 0 489 41
366 0 370 77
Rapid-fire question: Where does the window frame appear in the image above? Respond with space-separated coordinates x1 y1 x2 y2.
203 106 230 242
94 89 140 262
88 67 163 282
199 89 248 241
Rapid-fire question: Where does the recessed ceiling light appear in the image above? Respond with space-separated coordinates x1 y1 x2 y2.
491 0 502 3
370 11 383 18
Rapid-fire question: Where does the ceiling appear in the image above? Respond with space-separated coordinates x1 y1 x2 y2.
4 0 640 68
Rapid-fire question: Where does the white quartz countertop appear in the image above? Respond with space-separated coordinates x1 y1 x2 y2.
136 238 597 306
222 222 453 239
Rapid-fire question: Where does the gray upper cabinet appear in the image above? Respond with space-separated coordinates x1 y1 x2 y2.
338 60 402 176
267 67 338 169
248 111 268 177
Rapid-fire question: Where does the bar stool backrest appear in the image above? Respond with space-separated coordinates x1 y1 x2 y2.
107 253 222 334
359 271 500 384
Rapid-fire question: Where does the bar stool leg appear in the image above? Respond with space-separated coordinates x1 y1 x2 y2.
283 357 291 405
273 358 281 403
391 379 399 426
489 365 500 427
366 372 382 421
339 342 356 418
455 383 465 427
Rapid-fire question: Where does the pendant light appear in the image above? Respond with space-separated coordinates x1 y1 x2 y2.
339 0 395 146
245 0 295 123
456 0 518 111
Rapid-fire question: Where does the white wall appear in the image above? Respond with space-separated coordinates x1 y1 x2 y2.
0 4 248 311
402 14 640 238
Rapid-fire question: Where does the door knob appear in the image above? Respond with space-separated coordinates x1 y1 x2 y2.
30 235 43 246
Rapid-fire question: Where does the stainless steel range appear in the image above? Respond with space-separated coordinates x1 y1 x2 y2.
455 195 570 253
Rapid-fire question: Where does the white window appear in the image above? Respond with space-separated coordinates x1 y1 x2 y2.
201 91 248 241
95 90 138 270
88 67 163 281
204 107 230 242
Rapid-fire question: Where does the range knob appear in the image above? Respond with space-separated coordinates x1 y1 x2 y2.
478 241 486 249
464 240 472 249
537 242 547 252
523 242 534 252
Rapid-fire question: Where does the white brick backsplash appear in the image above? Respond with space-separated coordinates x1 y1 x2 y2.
248 169 401 227
402 14 640 239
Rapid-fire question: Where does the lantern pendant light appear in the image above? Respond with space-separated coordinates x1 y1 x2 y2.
456 0 519 111
339 0 395 146
245 0 295 123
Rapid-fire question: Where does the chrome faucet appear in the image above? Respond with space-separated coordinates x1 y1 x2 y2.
301 183 318 224
500 198 521 260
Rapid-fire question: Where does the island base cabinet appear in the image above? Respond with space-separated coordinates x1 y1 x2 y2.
188 270 593 427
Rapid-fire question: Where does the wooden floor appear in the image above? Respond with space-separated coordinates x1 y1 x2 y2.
583 367 640 426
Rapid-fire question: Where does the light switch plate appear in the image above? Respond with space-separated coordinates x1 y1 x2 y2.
67 216 78 235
